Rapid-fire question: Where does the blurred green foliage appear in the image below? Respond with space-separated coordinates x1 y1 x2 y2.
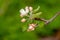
0 0 60 40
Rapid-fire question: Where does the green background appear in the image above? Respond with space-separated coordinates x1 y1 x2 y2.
0 0 60 40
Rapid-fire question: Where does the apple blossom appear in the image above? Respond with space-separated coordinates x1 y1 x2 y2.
20 9 27 17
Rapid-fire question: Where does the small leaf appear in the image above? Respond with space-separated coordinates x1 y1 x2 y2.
33 6 40 13
31 12 42 19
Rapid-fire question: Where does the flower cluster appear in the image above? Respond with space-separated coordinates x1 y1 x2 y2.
19 6 33 17
19 6 42 32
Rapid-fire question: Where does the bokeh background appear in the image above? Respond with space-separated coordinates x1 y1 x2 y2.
0 0 60 40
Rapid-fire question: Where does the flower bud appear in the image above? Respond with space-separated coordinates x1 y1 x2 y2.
27 23 36 32
21 18 26 22
29 6 33 11
27 26 35 32
25 6 29 13
31 24 36 27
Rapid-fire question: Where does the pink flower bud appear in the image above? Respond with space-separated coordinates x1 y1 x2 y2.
27 26 35 32
31 24 36 27
27 23 36 32
21 18 26 22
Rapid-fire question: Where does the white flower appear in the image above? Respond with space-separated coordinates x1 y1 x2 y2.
20 9 27 17
19 6 33 17
21 18 26 22
20 6 29 17
29 6 33 11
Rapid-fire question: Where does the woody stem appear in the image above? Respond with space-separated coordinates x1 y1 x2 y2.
34 12 60 24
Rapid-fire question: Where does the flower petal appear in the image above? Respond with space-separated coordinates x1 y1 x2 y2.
20 9 27 16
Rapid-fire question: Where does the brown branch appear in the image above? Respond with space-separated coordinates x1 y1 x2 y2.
34 18 48 24
34 18 47 22
34 12 60 40
34 12 60 24
46 12 60 24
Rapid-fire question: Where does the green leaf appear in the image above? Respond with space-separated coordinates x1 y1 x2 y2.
31 12 42 19
33 6 40 13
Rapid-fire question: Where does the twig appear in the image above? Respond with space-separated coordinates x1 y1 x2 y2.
35 12 60 40
34 18 48 23
34 12 60 24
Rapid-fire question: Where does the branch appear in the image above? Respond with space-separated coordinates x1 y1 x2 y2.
34 12 60 24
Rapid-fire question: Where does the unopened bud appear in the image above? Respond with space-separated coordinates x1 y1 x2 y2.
25 6 29 13
27 26 35 32
31 24 36 27
21 18 26 22
29 6 33 11
27 23 36 32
